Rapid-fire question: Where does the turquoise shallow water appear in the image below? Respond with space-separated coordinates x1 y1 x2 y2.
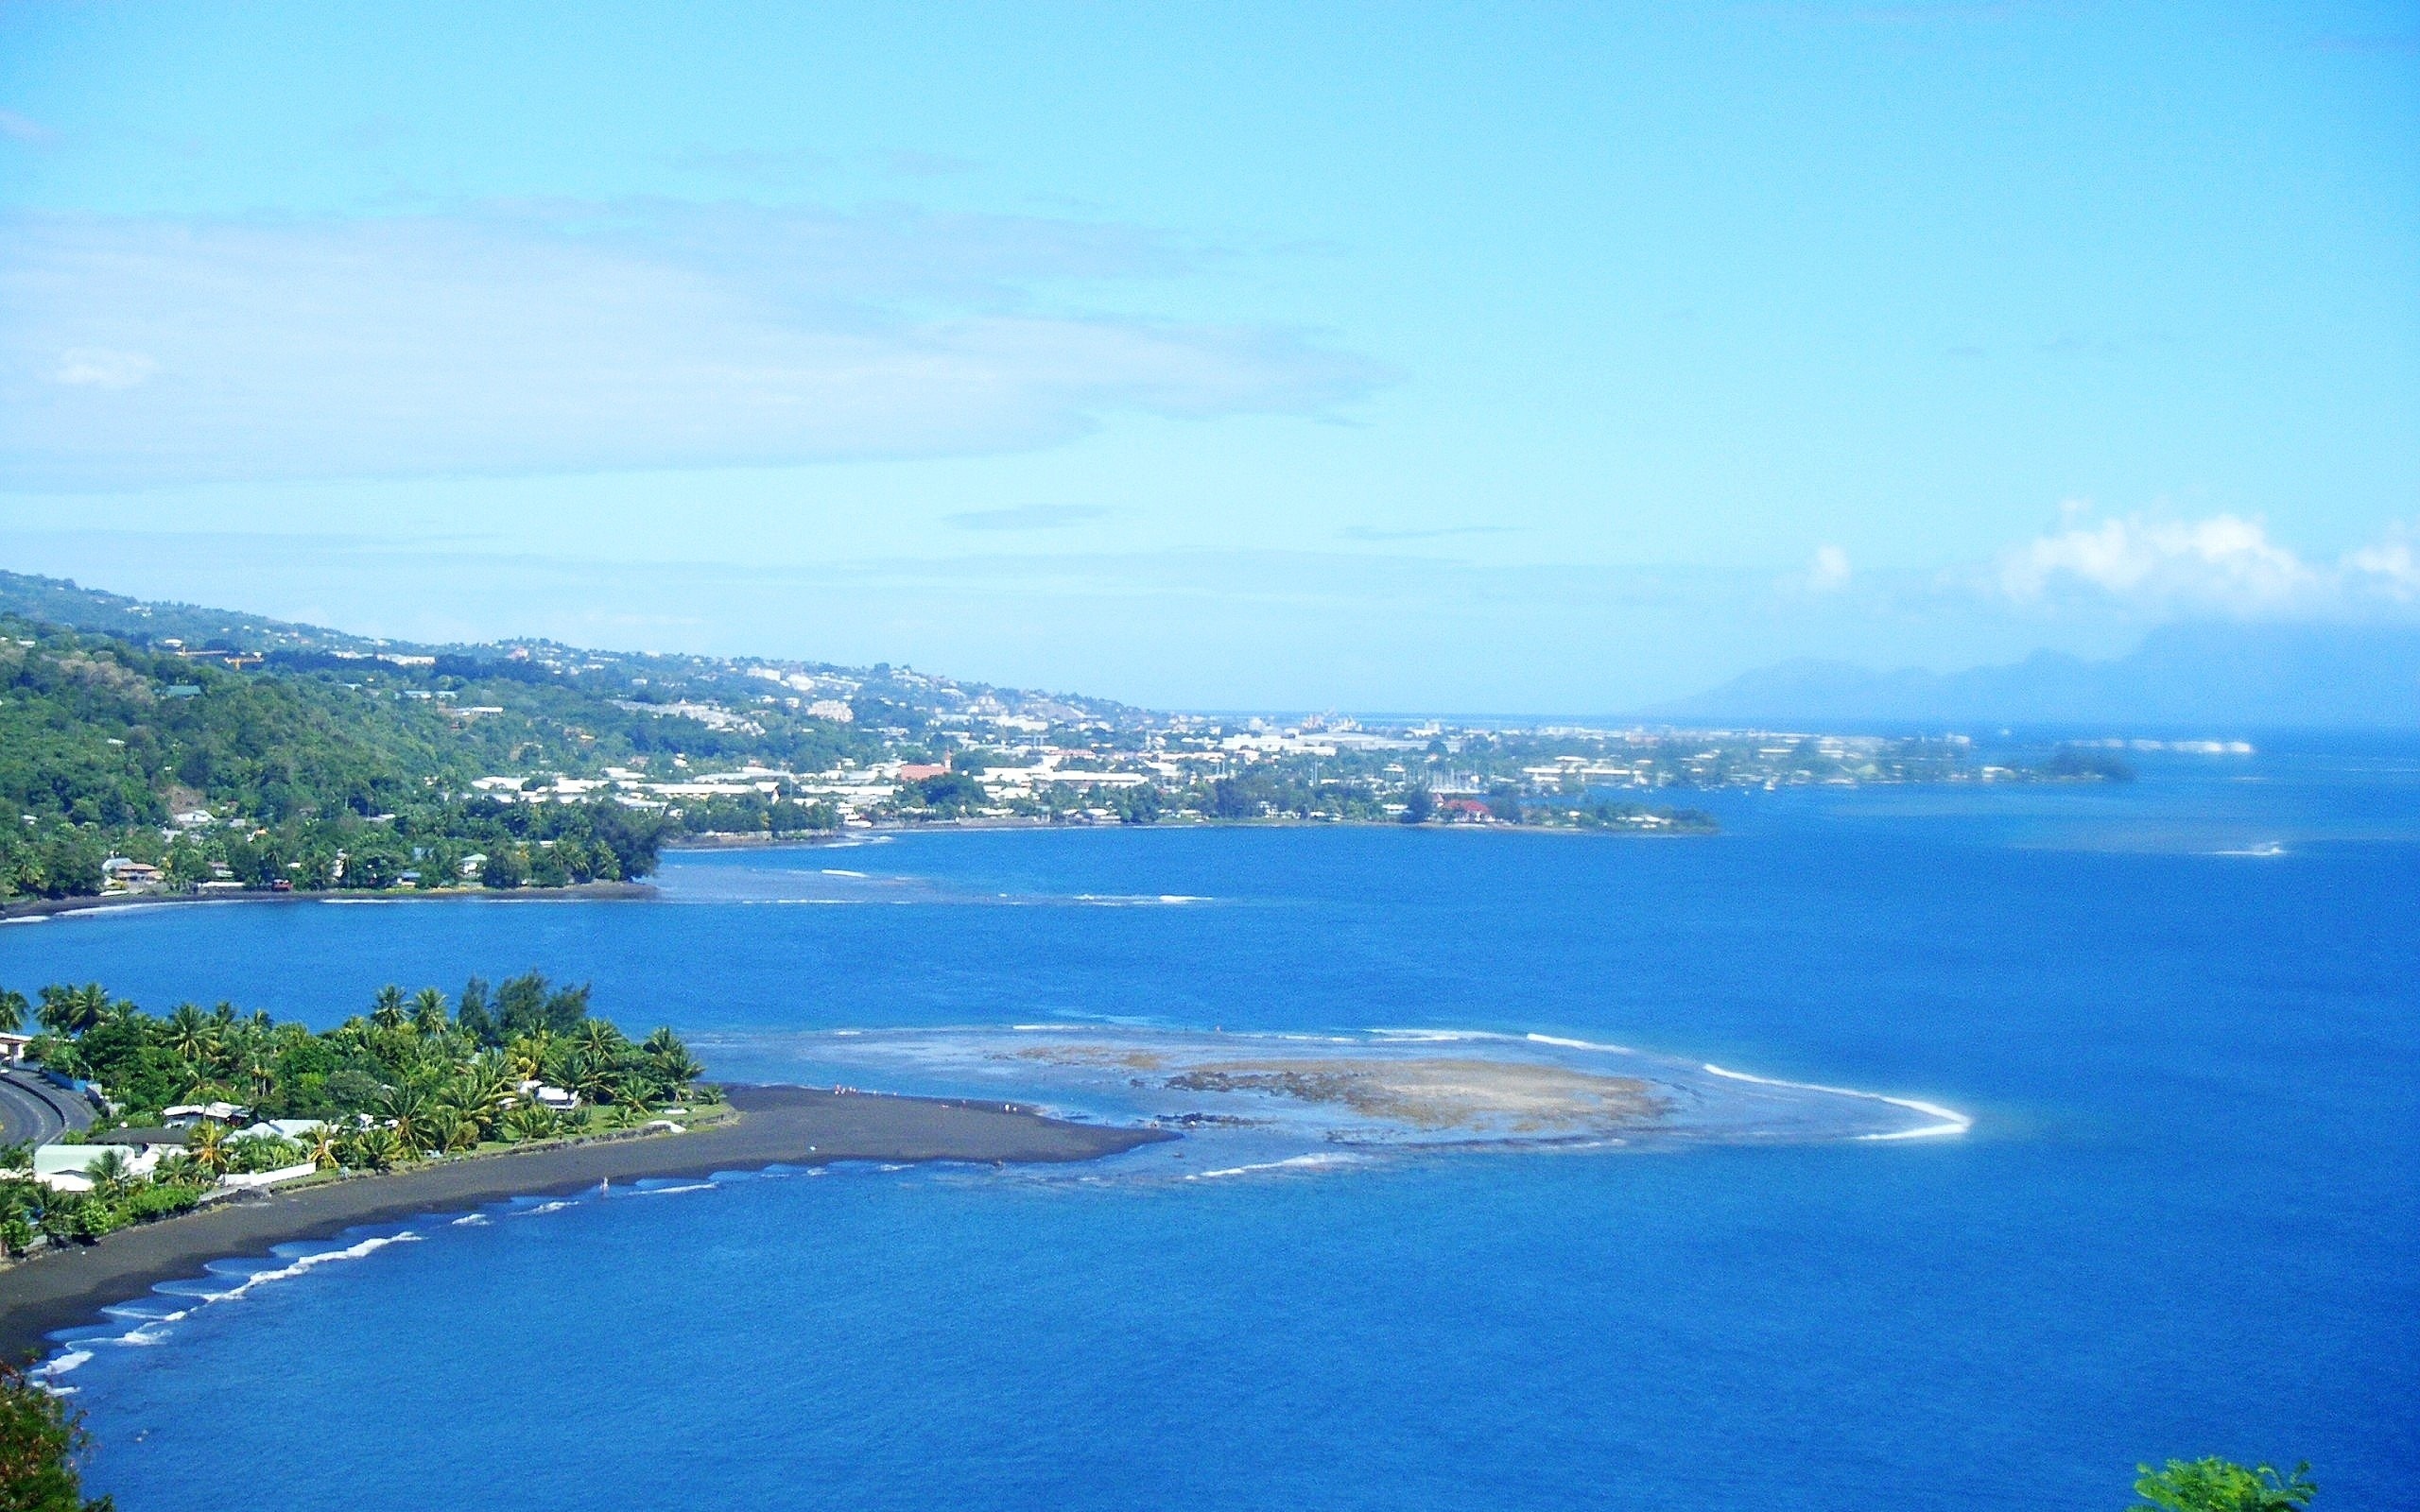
7 738 2416 1509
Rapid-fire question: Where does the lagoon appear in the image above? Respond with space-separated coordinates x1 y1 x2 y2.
8 739 2417 1509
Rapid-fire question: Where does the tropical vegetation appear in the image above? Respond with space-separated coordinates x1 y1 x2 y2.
0 1358 112 1510
2132 1457 2317 1511
0 975 706 1255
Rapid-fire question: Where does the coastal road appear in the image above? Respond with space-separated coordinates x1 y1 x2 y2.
0 1070 93 1147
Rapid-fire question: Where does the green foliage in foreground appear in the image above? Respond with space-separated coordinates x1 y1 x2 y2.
0 1360 111 1510
2132 1458 2316 1511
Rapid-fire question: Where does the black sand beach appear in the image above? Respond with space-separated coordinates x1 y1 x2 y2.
0 1084 1171 1362
0 879 657 923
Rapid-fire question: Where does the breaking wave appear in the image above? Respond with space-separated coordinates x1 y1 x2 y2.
692 1023 1972 1176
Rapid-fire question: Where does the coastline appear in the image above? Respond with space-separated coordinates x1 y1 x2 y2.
0 1084 1171 1363
0 879 657 924
665 814 1713 848
1 821 1712 926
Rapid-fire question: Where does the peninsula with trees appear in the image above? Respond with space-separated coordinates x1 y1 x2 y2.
0 974 710 1253
0 567 2142 908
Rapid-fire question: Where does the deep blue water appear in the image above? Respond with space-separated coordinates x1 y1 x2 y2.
7 741 2415 1510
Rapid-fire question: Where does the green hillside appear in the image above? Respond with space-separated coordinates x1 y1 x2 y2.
0 616 687 900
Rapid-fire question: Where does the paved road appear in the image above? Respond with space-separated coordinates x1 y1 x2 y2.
0 1070 92 1147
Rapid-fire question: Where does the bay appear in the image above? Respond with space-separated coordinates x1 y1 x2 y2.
9 738 2415 1510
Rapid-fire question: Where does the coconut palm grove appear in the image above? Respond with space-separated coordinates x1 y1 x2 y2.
0 977 705 1249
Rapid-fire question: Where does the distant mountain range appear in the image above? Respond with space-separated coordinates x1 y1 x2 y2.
1653 622 2420 730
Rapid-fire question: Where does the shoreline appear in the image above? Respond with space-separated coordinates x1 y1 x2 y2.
0 879 657 924
666 814 1713 848
2 819 1711 923
0 1084 1172 1363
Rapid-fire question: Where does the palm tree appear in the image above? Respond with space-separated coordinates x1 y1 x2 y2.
304 1124 344 1172
347 1125 406 1171
164 1003 217 1064
85 1148 135 1198
376 1081 439 1154
644 1028 704 1095
465 1051 517 1108
369 985 406 1031
176 1073 235 1108
568 1052 619 1108
506 1031 555 1083
187 1122 232 1179
574 1019 627 1064
439 1110 481 1155
37 983 107 1036
237 1046 279 1105
500 1102 559 1143
408 988 449 1038
0 989 26 1034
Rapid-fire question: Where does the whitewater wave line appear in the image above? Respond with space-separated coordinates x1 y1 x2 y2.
1701 1063 1973 1140
40 1233 426 1378
1184 1153 1361 1180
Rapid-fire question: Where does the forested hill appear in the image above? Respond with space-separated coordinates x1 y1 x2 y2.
0 569 1139 733
0 616 668 899
0 570 1151 902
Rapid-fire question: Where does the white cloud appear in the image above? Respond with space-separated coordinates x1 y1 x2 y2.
1997 509 2416 614
1806 543 1852 593
51 348 158 389
2344 534 2420 599
0 203 1386 488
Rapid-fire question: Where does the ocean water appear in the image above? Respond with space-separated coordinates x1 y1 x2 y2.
6 737 2416 1510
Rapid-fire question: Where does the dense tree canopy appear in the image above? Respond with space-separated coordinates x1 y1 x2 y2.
2 976 706 1254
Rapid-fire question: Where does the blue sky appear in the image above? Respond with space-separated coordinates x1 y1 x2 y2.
1 1 2414 710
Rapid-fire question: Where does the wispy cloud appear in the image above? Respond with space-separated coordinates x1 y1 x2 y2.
0 201 1387 489
1996 508 2419 614
944 505 1112 532
0 109 57 146
1339 524 1516 542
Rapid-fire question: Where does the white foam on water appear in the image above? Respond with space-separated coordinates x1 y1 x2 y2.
190 1232 424 1305
821 868 868 877
1527 1032 1639 1054
38 1349 92 1380
1186 1153 1362 1181
452 1213 490 1226
1702 1063 1973 1140
61 1234 426 1360
517 1199 575 1215
633 1181 717 1195
712 1022 1970 1157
